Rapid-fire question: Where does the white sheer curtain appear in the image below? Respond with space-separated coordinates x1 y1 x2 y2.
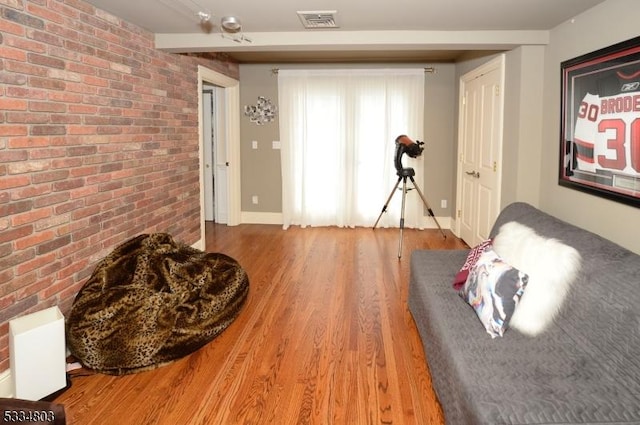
278 68 425 229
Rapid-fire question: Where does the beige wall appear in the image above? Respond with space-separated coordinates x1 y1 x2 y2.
239 65 282 213
237 0 640 254
502 45 545 207
539 0 640 254
238 63 460 219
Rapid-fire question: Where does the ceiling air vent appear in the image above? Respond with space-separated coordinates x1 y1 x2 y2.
297 10 339 29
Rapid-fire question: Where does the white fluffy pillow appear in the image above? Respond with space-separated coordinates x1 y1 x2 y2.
492 221 581 336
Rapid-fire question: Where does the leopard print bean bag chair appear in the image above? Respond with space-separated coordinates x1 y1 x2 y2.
66 233 249 375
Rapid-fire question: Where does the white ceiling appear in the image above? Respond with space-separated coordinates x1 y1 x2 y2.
83 0 606 63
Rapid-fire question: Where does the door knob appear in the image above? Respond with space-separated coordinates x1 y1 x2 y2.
465 170 480 178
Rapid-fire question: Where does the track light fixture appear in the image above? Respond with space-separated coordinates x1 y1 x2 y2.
221 16 241 33
197 11 211 23
174 0 250 42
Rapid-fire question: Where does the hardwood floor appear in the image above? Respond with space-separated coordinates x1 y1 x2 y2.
54 223 468 424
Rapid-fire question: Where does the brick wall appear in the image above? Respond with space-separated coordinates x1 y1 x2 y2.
0 0 239 374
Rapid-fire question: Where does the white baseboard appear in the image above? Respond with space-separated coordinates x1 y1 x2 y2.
0 369 14 398
420 215 451 230
240 211 283 225
239 211 451 229
449 218 460 237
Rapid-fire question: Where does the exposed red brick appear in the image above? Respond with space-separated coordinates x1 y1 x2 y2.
10 184 51 201
48 0 83 18
0 46 27 61
0 248 35 272
54 199 84 215
16 275 54 301
0 71 27 86
0 125 28 136
68 104 98 114
52 178 85 192
0 12 26 37
2 7 44 30
0 0 239 376
4 60 48 78
11 207 51 227
50 114 82 124
26 3 65 24
5 112 49 124
56 256 88 280
0 224 33 245
28 52 65 68
33 192 70 208
7 159 49 174
2 34 46 55
0 149 29 163
29 100 67 113
46 22 80 44
0 200 32 217
16 252 56 276
0 295 38 323
28 29 64 47
31 169 69 184
14 229 55 250
29 77 67 91
36 234 71 255
31 125 66 135
0 98 28 110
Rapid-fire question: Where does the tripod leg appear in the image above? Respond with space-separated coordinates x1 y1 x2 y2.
398 177 408 258
408 176 447 239
373 176 402 229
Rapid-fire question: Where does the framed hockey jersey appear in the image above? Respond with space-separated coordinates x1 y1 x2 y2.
560 35 640 208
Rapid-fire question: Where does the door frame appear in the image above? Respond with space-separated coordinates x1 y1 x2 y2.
453 55 505 241
195 66 241 250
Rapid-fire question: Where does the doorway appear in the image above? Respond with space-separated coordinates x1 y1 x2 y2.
455 55 505 247
195 66 241 250
202 86 228 224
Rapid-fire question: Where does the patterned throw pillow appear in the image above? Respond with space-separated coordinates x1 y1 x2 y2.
459 247 529 338
452 239 492 290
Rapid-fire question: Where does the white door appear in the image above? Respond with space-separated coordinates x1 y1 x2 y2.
456 56 505 247
213 87 228 224
203 90 215 221
202 88 228 223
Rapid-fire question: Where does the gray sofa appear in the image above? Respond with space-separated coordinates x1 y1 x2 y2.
409 202 640 425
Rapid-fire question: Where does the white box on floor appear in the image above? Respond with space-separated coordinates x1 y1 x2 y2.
9 306 66 401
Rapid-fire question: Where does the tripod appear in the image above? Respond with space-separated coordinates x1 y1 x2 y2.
373 167 446 258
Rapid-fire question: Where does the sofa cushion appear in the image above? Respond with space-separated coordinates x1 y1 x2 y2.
458 247 528 338
492 221 581 336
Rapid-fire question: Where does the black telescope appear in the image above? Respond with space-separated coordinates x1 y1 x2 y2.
374 134 445 258
394 134 424 175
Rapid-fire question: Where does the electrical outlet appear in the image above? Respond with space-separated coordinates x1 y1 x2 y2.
272 141 281 149
252 140 258 150
441 199 447 208
252 195 259 204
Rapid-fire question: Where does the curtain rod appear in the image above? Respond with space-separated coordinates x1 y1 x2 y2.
272 66 436 75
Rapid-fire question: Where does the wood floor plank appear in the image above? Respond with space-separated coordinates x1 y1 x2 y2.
55 223 467 424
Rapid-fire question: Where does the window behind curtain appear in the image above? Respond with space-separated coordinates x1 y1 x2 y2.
278 68 425 229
